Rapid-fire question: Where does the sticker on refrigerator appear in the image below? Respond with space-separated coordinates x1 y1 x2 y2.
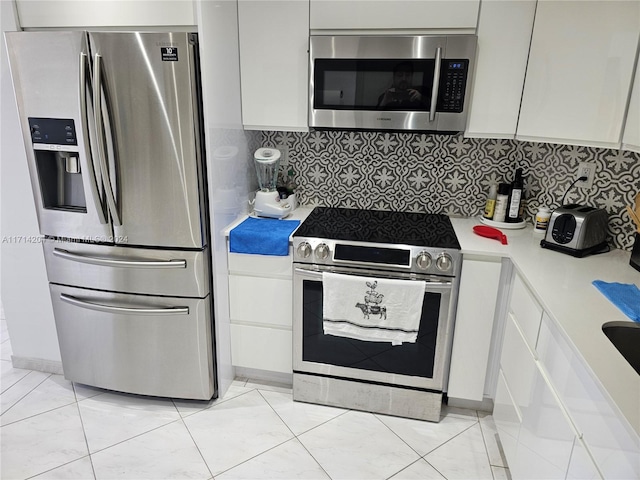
161 47 178 62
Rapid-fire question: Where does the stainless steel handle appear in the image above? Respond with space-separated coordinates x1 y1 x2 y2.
53 248 187 269
60 294 189 316
293 267 452 290
80 52 108 225
93 54 121 226
429 47 442 122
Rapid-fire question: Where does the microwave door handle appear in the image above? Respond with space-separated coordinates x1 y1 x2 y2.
79 52 108 225
92 54 121 226
429 47 442 122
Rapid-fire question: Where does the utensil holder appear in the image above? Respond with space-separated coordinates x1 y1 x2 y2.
631 232 640 272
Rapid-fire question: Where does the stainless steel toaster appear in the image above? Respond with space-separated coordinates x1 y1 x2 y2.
540 204 608 257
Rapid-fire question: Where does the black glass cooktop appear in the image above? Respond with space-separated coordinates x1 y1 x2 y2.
294 207 460 249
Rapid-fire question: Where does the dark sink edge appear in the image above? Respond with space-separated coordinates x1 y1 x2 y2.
602 321 640 376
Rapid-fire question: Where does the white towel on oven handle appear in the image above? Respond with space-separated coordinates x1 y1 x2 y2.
322 271 426 344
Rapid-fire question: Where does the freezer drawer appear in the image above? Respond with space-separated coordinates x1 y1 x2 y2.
44 240 210 297
50 284 215 400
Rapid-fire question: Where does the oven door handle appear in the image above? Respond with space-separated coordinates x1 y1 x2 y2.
293 267 452 290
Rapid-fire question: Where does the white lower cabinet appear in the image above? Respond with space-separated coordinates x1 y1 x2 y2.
497 313 575 480
537 314 638 480
228 251 293 375
495 272 640 479
494 370 521 465
448 255 502 402
566 438 602 480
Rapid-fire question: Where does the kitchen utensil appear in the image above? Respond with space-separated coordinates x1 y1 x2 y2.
540 205 608 257
473 225 508 245
253 148 291 219
626 205 640 233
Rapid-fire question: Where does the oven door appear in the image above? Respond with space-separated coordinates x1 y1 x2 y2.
293 264 457 392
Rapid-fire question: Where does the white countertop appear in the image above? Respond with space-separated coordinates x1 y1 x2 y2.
222 207 314 238
451 216 640 436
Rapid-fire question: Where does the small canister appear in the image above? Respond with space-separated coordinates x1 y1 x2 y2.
534 207 552 233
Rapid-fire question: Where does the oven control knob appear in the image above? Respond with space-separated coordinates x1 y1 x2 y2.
297 242 312 259
315 242 330 260
436 253 453 272
416 251 433 270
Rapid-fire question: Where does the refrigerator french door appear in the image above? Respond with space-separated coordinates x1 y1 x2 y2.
6 31 216 400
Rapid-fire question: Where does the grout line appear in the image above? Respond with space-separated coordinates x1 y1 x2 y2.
180 415 215 480
24 454 94 480
73 397 98 480
0 371 51 418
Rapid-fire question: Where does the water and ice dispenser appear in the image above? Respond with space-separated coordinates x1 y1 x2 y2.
29 118 86 212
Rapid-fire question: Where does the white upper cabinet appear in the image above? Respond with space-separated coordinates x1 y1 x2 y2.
238 1 309 131
622 47 640 153
516 0 640 148
15 0 196 28
465 0 536 139
310 0 479 31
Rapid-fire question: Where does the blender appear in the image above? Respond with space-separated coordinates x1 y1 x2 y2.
253 147 292 219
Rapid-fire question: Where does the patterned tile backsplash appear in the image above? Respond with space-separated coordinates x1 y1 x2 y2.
261 130 640 251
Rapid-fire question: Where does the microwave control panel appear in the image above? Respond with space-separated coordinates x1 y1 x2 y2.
438 60 469 113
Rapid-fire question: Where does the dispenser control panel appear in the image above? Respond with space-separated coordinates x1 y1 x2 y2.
28 118 77 146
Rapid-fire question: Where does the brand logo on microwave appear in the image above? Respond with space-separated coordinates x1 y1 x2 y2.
376 117 392 121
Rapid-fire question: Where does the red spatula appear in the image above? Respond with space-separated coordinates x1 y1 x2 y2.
473 225 508 245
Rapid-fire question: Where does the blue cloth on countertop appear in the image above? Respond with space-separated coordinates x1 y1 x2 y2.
592 280 640 322
229 217 301 256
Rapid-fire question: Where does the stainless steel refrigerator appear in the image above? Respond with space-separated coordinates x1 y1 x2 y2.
6 31 216 400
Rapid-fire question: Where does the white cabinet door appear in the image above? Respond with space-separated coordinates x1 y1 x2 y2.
516 1 640 148
231 324 292 373
622 48 640 153
493 369 521 468
310 1 479 31
238 1 309 131
508 272 543 352
15 0 195 27
448 255 501 401
465 0 536 139
537 313 640 480
566 438 603 480
499 314 575 480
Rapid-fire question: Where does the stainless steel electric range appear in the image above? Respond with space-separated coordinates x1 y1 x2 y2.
292 207 462 422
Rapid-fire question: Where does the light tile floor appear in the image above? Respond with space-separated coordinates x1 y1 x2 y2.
0 315 511 480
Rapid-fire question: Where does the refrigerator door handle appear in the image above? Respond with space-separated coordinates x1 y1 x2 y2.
53 248 187 269
79 52 108 225
60 294 190 316
92 54 122 226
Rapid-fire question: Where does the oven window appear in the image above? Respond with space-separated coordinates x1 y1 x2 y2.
314 59 434 111
301 279 439 378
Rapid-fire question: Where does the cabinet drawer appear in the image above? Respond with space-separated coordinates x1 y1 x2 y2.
494 369 521 467
566 437 602 480
508 273 543 352
500 314 537 411
228 251 293 278
537 314 640 479
231 324 292 374
514 363 576 480
229 275 292 328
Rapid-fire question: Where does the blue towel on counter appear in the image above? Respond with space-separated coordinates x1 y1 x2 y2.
592 281 640 322
229 217 301 256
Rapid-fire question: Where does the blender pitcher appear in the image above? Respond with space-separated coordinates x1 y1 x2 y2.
253 148 291 219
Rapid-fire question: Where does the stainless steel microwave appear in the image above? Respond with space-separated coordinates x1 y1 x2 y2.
309 35 477 132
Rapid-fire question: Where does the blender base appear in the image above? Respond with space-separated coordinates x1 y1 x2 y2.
254 190 291 219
